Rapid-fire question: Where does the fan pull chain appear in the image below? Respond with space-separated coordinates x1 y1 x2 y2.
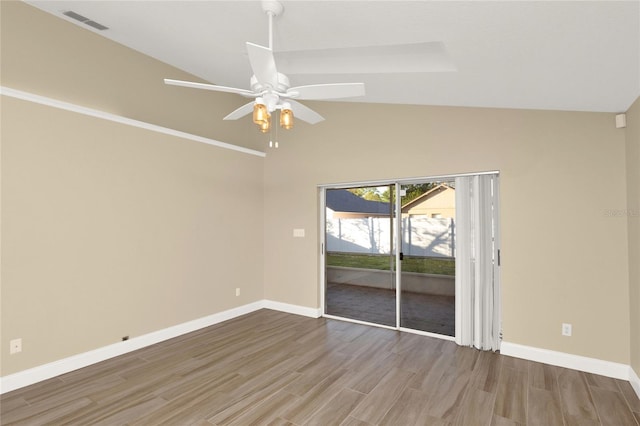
269 123 273 148
268 113 279 148
275 110 279 148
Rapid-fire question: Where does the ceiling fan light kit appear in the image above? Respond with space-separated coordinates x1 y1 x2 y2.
259 119 271 133
252 98 270 132
163 0 365 140
280 105 294 130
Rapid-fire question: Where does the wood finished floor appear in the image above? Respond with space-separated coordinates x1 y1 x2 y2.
1 309 639 425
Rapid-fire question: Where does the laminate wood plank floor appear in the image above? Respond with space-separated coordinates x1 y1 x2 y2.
1 309 639 425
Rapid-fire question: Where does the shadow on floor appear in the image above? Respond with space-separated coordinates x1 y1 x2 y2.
326 282 455 336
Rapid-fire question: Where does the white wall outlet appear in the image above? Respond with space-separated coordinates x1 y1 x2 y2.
293 228 305 238
562 323 572 336
235 287 240 297
10 338 22 354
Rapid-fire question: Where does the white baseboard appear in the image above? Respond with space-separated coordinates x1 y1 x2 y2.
630 366 640 400
501 341 632 381
0 299 319 394
7 309 632 397
263 300 322 318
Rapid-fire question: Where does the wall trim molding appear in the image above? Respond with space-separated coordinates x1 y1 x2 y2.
630 366 640 400
0 300 318 394
263 300 322 318
0 86 266 158
501 341 632 382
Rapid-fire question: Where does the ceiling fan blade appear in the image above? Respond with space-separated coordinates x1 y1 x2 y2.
223 102 255 120
246 42 279 88
164 79 255 97
288 100 324 125
286 83 365 100
275 42 457 74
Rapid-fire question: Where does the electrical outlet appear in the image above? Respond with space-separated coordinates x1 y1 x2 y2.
10 338 22 354
562 323 572 336
235 288 240 297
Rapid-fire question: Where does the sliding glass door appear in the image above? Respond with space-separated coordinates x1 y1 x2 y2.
322 173 500 343
324 185 396 327
323 181 456 334
398 181 456 336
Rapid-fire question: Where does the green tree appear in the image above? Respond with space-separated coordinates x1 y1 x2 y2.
347 187 386 202
347 183 446 205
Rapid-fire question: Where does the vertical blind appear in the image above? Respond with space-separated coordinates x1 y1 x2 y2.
455 174 501 351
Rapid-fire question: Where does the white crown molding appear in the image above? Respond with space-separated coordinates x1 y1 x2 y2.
0 86 266 158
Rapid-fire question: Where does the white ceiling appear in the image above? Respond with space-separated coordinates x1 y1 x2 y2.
27 0 640 113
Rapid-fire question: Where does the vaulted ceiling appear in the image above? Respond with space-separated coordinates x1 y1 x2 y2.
27 1 640 113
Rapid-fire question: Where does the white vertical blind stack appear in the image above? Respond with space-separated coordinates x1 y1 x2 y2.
455 174 501 351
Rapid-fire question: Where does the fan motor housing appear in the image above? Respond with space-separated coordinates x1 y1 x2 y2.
250 73 290 94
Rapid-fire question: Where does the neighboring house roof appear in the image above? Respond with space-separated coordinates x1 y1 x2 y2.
326 190 390 215
401 183 454 212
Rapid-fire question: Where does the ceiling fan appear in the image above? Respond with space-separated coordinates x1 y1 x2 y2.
164 1 365 134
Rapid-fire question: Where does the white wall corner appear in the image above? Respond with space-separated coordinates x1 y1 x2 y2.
263 300 322 318
501 341 632 381
630 366 640 400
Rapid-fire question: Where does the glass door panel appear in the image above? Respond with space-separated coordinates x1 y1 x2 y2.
324 185 395 326
399 181 456 336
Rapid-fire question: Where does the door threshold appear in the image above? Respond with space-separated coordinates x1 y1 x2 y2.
323 314 456 342
322 314 397 331
398 327 455 341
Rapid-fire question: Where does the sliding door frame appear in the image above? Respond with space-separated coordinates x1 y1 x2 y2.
395 182 402 329
319 171 500 339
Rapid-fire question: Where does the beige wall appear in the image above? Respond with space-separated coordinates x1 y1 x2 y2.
1 2 264 375
0 0 636 378
0 1 261 153
264 101 630 364
626 97 640 374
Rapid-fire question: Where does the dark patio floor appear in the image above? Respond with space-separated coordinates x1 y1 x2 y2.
326 282 455 336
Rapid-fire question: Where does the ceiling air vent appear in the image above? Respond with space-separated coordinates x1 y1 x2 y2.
63 10 109 31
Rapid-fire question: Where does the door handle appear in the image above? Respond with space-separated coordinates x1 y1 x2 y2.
399 252 404 261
